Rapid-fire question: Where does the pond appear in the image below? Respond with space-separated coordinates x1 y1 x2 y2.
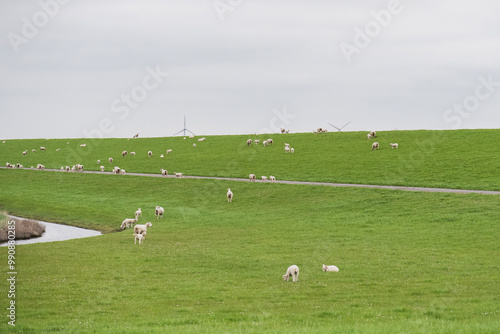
0 217 102 246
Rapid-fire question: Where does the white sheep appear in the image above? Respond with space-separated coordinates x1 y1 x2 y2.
148 151 153 157
134 232 146 245
284 146 290 153
40 147 46 151
372 142 379 150
97 160 100 164
284 143 290 148
246 139 252 146
263 140 268 147
198 137 206 142
37 164 45 170
390 143 399 149
261 176 268 181
113 166 121 174
322 264 339 272
135 208 142 219
166 149 172 154
76 164 84 172
134 222 153 234
100 166 105 172
60 166 64 171
227 188 233 203
155 206 164 219
80 143 86 147
291 148 294 153
370 130 376 138
193 143 197 147
130 152 136 156
120 169 126 175
32 149 36 152
267 139 273 145
122 151 128 157
367 133 372 139
269 175 276 182
109 157 113 164
161 169 168 176
56 148 61 152
283 265 299 282
121 218 137 230
133 133 139 138
175 172 183 178
254 139 260 145
6 163 12 168
65 166 70 172
249 174 256 182
22 150 27 156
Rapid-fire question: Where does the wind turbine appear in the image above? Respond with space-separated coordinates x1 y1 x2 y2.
328 121 351 132
173 115 195 137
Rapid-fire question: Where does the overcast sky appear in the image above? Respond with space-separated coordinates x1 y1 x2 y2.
1 0 499 139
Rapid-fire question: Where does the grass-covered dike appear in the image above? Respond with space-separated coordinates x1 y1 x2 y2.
0 129 499 333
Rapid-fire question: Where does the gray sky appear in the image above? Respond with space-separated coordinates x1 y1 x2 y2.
1 0 499 139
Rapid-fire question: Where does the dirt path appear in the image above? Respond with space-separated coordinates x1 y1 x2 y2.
3 167 499 195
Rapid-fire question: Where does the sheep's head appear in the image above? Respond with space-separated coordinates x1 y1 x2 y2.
283 274 289 281
322 264 327 272
146 222 153 227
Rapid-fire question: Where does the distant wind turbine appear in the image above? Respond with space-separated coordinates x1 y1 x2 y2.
328 121 351 132
173 115 195 137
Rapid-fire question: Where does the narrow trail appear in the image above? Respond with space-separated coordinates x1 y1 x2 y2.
2 167 500 195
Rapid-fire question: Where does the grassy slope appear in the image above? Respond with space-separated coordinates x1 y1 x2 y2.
0 170 499 333
1 129 499 190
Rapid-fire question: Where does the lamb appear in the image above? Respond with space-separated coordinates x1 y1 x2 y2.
134 232 146 245
130 152 136 156
161 169 168 176
37 164 45 170
390 143 399 149
6 163 12 168
322 264 339 272
120 218 137 230
246 139 252 146
254 140 260 145
56 148 61 152
227 188 233 203
148 151 153 157
175 172 183 178
122 150 128 157
100 166 105 172
290 148 294 153
283 265 299 282
22 150 27 156
76 164 84 172
135 208 142 219
249 174 256 182
371 142 379 150
155 206 164 219
284 146 290 153
166 149 172 154
40 147 46 151
113 166 121 174
109 157 113 164
269 175 276 182
65 166 70 172
134 222 153 235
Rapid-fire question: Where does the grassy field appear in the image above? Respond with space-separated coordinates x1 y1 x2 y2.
1 129 499 191
0 130 499 333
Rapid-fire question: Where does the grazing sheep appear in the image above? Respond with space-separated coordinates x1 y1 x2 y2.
134 232 146 245
367 133 372 139
135 208 142 219
37 164 45 170
322 264 339 272
40 147 46 151
122 150 128 157
100 166 105 172
390 143 399 149
134 222 153 235
148 151 153 157
249 174 256 182
65 166 70 172
113 166 121 174
22 150 27 156
263 140 268 147
109 157 113 164
269 175 276 182
76 164 84 172
261 176 268 181
370 130 376 138
283 265 299 282
166 149 172 154
160 169 168 176
121 218 137 230
290 148 294 153
120 169 126 175
371 142 379 150
130 152 136 156
155 206 164 219
227 188 233 203
254 140 260 145
97 160 101 165
175 172 183 178
246 139 252 146
267 139 273 145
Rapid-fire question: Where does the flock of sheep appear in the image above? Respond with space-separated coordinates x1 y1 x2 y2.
367 130 399 150
120 206 163 245
282 264 340 282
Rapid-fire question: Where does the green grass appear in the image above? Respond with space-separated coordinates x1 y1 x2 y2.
0 170 499 333
1 129 499 190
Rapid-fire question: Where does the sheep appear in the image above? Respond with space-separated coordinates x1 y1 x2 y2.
6 163 12 168
269 175 276 182
367 133 372 140
198 137 206 142
109 157 113 164
322 264 339 272
120 169 126 175
40 147 46 151
113 166 121 174
80 143 86 147
160 154 164 158
155 206 164 219
133 133 139 138
161 169 168 176
283 265 299 282
284 146 290 153
22 150 27 156
267 139 273 145
371 142 379 150
193 143 197 147
56 148 61 152
122 150 128 157
100 166 105 172
135 208 142 219
130 152 136 156
76 164 84 172
16 163 23 169
134 222 153 234
37 164 45 170
261 176 268 181
175 172 183 178
134 232 146 245
32 149 36 152
370 130 376 138
148 151 153 157
263 140 268 147
291 148 294 153
284 143 290 148
281 128 286 133
61 166 64 171
246 139 252 146
254 140 260 145
71 165 76 172
65 166 70 172
97 160 101 165
227 188 233 203
249 174 256 182
166 149 172 154
390 143 399 149
121 218 138 230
